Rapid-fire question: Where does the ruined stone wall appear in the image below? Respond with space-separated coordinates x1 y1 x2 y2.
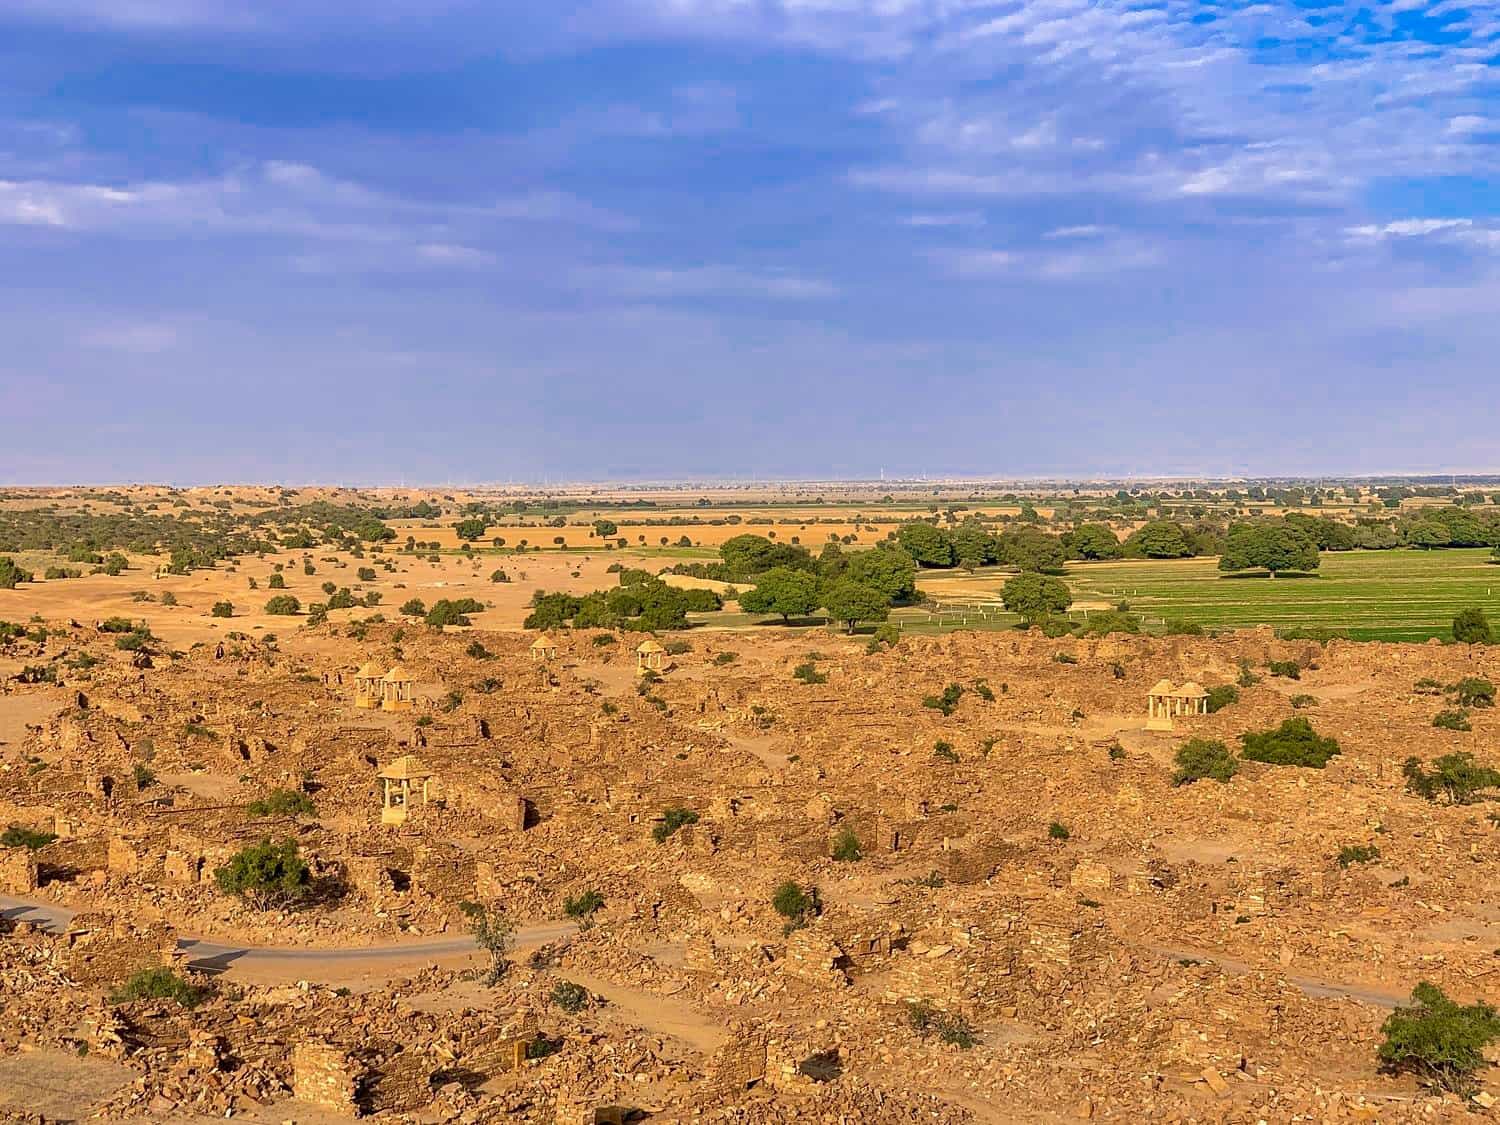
0 847 39 893
61 914 178 986
291 1041 363 1115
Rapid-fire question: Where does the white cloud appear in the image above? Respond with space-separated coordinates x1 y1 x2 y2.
577 264 839 301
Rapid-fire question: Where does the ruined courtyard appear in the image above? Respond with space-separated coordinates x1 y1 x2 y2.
3 583 1499 1122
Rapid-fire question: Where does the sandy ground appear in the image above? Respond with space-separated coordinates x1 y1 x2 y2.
0 547 637 647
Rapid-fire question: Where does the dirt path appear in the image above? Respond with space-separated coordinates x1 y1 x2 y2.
0 893 575 980
561 968 728 1054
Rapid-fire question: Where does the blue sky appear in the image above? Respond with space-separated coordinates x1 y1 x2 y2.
4 0 1500 484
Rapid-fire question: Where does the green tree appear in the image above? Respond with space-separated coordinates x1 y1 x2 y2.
454 518 487 541
821 579 891 633
1001 572 1072 625
459 901 514 986
210 601 234 618
263 595 301 615
1452 608 1492 645
0 557 35 589
1218 522 1320 575
399 597 427 617
267 571 286 589
1068 523 1123 560
843 547 917 603
592 519 618 539
214 838 311 909
739 566 821 622
1402 752 1500 805
996 527 1066 572
1377 982 1500 1094
1124 521 1195 559
897 522 956 568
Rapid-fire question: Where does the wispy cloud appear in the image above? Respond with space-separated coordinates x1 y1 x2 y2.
577 264 839 301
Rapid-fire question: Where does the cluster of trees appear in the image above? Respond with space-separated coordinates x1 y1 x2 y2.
727 537 920 632
525 574 721 632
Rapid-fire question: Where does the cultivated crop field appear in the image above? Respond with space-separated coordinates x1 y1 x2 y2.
1068 549 1500 641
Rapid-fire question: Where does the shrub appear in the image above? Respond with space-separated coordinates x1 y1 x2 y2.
490 569 510 583
465 640 492 660
652 806 699 843
263 595 301 616
713 650 737 664
1377 981 1500 1094
1164 619 1204 636
1452 608 1493 645
1205 685 1239 713
267 572 286 590
1455 677 1495 709
1048 822 1070 840
831 825 862 862
214 838 311 908
159 592 177 606
1403 753 1500 805
1338 844 1381 868
0 556 34 588
1433 709 1472 732
114 630 150 651
793 661 828 685
1 824 57 850
211 601 233 618
1267 660 1301 680
399 598 427 617
551 981 589 1013
426 598 484 628
459 901 514 985
563 889 604 924
933 740 959 763
772 880 816 923
98 616 137 633
906 1001 977 1048
1289 694 1316 709
357 567 376 582
1239 717 1341 769
246 789 317 818
1172 739 1238 786
109 967 202 1008
922 683 964 716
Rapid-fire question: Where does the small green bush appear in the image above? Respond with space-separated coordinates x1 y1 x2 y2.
210 601 234 618
263 595 301 616
109 967 202 1008
922 683 964 716
1403 753 1500 805
652 806 698 843
551 981 589 1013
772 880 817 923
1172 739 1238 786
1289 694 1316 709
1377 981 1500 1094
1048 821 1070 841
246 789 316 818
1433 709 1472 732
1454 677 1495 709
1451 608 1493 645
267 572 286 590
933 740 958 763
793 661 828 685
564 889 604 924
1 824 57 850
1337 844 1381 868
1239 717 1341 769
1267 660 1301 680
831 825 862 862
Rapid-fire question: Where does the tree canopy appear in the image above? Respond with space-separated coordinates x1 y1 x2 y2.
1001 572 1073 624
738 566 821 622
821 579 891 633
1218 521 1320 575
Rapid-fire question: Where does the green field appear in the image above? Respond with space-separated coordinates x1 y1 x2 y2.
1066 549 1500 642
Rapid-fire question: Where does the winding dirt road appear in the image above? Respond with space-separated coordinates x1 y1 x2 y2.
0 894 575 975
